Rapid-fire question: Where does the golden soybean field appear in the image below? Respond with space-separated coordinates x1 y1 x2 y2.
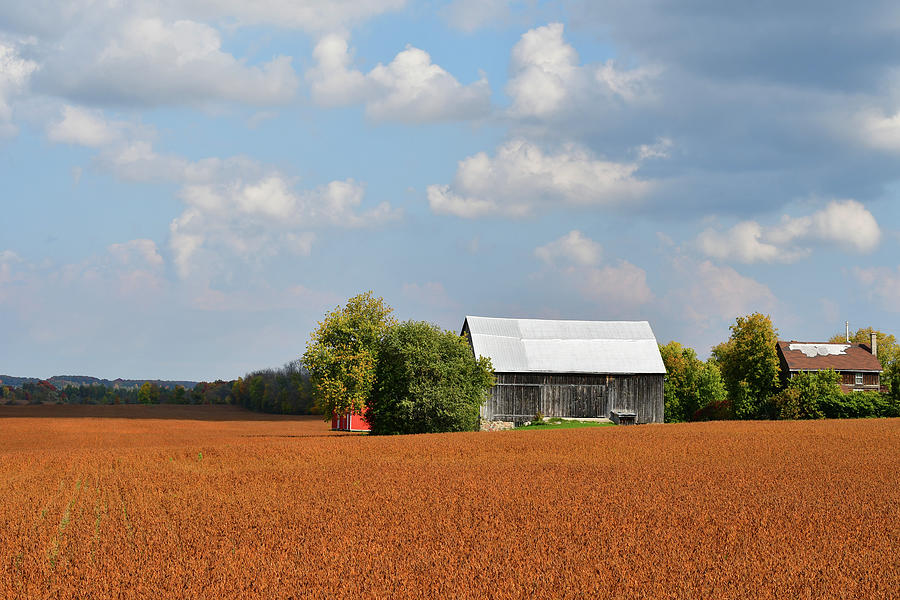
1 405 898 599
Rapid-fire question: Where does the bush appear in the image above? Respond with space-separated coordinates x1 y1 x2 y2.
820 390 900 419
366 321 494 435
692 399 732 421
772 370 839 420
659 341 727 422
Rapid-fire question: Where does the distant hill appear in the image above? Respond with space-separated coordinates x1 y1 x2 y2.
0 375 199 390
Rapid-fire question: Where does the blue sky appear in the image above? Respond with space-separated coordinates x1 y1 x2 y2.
2 0 900 380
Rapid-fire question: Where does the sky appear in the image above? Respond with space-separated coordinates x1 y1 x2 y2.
2 0 900 381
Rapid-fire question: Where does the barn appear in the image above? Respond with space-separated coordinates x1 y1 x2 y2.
331 411 370 432
462 316 666 424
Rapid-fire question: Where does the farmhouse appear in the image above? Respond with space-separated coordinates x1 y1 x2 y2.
462 316 665 424
776 336 884 393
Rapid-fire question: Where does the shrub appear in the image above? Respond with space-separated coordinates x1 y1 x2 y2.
820 390 900 419
692 399 732 421
772 370 839 420
366 321 494 435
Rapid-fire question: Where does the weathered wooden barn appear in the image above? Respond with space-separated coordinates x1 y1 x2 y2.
462 316 665 424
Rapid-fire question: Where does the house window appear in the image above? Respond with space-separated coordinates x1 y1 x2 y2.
855 373 863 386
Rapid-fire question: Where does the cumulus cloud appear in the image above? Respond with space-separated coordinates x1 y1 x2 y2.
673 259 777 326
169 176 400 278
307 34 490 122
38 17 298 107
46 105 127 147
852 266 900 311
855 109 900 151
534 230 652 309
427 139 656 218
506 23 657 119
534 230 602 267
697 200 881 263
0 42 37 137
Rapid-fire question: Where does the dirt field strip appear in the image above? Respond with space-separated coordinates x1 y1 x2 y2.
1 405 898 599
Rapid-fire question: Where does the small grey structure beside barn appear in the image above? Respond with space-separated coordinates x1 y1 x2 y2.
462 316 666 424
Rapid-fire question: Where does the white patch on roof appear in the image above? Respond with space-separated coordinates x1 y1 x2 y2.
788 343 850 358
464 316 666 374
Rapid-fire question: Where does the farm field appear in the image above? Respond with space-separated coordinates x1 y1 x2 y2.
1 406 898 599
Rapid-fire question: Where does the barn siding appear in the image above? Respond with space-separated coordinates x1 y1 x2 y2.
483 372 664 424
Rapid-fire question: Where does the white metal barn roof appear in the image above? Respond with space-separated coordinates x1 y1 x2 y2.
463 316 666 374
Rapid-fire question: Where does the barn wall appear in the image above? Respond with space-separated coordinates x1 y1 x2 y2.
483 373 664 424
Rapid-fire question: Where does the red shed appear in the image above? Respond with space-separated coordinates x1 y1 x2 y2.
331 411 370 432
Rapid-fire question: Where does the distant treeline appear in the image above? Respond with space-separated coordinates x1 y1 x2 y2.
0 374 198 390
1 361 317 415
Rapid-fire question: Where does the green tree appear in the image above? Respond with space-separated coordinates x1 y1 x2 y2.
303 292 397 420
173 385 187 404
138 381 153 405
711 313 780 419
659 341 727 422
365 321 494 435
829 326 900 398
248 376 265 411
772 369 840 419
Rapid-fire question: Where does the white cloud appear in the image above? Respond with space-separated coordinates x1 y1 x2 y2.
533 231 651 309
697 199 881 263
674 259 777 325
47 105 125 147
307 34 490 122
427 139 654 218
534 230 602 267
169 175 400 278
581 260 653 307
107 239 164 269
0 42 37 137
506 23 657 119
41 17 298 107
852 266 900 311
855 109 900 151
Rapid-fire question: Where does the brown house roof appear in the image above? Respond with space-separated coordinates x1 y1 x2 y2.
777 341 883 372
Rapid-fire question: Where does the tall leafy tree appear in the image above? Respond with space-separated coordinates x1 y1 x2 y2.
711 313 780 419
366 321 494 435
829 327 899 397
303 292 397 420
659 341 727 422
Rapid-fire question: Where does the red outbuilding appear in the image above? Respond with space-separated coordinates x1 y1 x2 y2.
331 411 371 432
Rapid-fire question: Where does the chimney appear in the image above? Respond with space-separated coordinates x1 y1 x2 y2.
871 332 877 357
846 321 850 343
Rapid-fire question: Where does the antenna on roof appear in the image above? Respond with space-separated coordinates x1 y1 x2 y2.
845 321 850 343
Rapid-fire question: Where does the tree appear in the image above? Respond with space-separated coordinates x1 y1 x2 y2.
138 382 152 404
173 385 187 404
659 341 727 422
771 369 840 419
711 313 780 419
365 321 494 435
829 326 900 398
303 292 397 420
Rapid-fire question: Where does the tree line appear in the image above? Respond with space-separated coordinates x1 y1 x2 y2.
661 313 900 423
1 364 317 415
